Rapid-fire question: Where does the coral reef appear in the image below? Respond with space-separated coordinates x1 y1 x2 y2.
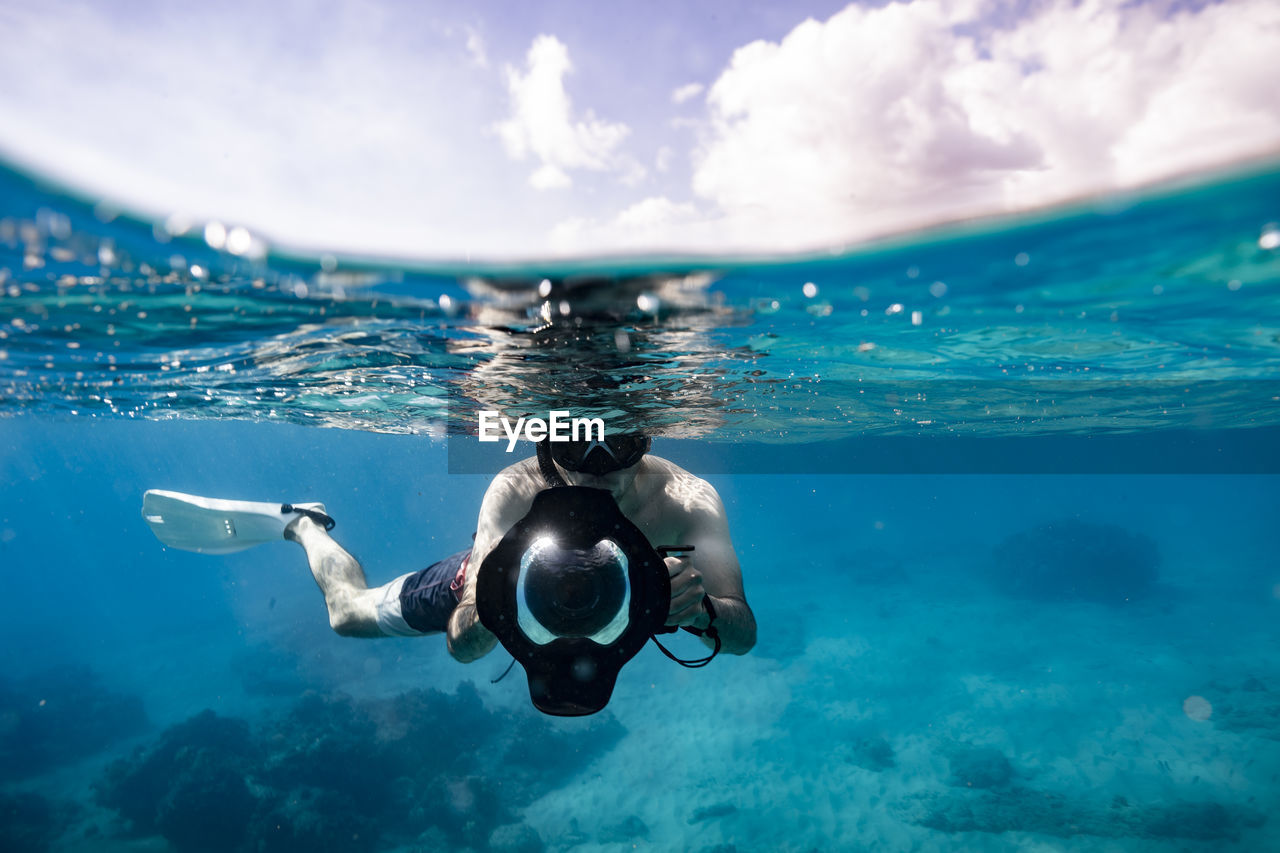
488 822 544 853
0 666 148 783
849 735 896 772
599 815 648 843
95 709 258 841
255 787 380 853
501 710 625 788
988 519 1159 603
94 682 622 853
154 749 258 853
946 745 1014 789
1201 677 1280 741
0 791 62 853
894 788 1265 841
689 802 738 824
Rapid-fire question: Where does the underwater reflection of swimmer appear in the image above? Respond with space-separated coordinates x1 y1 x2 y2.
142 434 756 715
452 273 740 439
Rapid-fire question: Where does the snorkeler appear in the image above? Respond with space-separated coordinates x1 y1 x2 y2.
143 435 756 714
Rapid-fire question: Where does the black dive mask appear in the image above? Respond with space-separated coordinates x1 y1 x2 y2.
549 434 651 476
476 486 669 716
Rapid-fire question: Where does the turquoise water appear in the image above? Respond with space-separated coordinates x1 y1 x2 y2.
4 161 1280 441
2 160 1279 851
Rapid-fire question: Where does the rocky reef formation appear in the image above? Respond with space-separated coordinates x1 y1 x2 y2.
0 666 148 784
945 745 1014 789
0 791 65 853
94 682 621 853
895 788 1264 842
849 735 896 772
988 519 1159 604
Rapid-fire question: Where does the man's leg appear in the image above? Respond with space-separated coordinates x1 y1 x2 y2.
285 514 386 638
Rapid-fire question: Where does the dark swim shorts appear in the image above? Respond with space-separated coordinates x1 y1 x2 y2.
373 550 470 636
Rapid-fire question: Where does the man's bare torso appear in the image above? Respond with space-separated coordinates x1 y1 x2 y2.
484 454 715 548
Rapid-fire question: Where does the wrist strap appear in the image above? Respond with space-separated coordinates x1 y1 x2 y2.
650 596 720 668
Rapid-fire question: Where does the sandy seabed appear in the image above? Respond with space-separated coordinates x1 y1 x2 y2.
4 517 1278 852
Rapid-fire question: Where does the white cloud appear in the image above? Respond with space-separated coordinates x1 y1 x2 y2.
655 146 675 172
1 0 1275 260
671 82 705 104
550 196 707 253
680 0 1280 252
528 164 572 190
0 0 543 257
464 26 489 68
616 196 699 230
493 34 632 190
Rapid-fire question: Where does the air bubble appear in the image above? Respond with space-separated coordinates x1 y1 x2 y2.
164 214 192 237
225 226 253 256
204 221 227 250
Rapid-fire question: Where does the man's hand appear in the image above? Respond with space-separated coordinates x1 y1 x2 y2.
665 555 711 629
447 601 498 662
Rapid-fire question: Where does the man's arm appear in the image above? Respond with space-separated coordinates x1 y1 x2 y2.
446 467 534 662
666 484 756 655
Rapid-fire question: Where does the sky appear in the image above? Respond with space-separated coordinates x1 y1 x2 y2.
0 0 1277 260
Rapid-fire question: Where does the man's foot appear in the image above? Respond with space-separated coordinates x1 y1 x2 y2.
282 503 334 541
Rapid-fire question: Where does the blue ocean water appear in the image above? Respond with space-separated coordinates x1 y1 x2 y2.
2 159 1279 851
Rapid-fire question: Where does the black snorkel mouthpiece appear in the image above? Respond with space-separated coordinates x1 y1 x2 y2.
476 486 669 716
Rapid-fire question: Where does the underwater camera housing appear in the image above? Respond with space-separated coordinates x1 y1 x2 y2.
476 486 670 716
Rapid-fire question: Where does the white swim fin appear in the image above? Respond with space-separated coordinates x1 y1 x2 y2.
141 489 331 554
